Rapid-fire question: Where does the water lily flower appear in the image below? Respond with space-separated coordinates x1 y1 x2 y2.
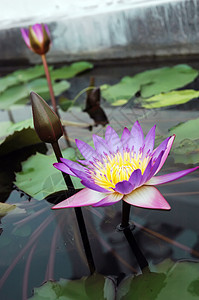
52 121 199 210
21 23 51 55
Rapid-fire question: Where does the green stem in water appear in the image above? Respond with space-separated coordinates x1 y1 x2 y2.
72 86 95 105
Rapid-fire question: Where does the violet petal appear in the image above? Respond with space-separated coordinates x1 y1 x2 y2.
75 139 98 161
142 125 156 158
21 28 31 48
155 135 175 175
105 126 122 152
81 179 109 193
130 121 144 154
146 166 199 185
129 169 142 189
53 162 76 176
115 180 135 194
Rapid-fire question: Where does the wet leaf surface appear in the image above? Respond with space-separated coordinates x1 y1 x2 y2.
101 65 198 105
0 119 41 156
50 61 93 81
117 260 199 300
0 79 70 110
141 90 199 108
29 273 115 300
15 148 83 200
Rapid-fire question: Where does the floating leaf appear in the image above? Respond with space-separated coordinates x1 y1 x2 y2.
140 64 198 98
101 65 198 105
0 202 16 216
117 260 199 300
141 90 199 108
29 273 115 300
0 119 41 156
172 139 199 165
0 79 70 110
168 118 199 164
50 61 93 81
0 65 50 93
15 148 83 200
101 77 140 104
169 118 199 143
12 65 49 83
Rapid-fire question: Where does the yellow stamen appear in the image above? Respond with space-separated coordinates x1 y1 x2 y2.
90 150 150 191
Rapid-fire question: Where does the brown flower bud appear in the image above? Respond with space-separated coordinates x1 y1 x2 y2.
30 92 63 143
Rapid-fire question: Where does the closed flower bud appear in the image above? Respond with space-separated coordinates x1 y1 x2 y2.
30 92 63 143
21 23 51 55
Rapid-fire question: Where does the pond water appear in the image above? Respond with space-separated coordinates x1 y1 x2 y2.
1 58 199 299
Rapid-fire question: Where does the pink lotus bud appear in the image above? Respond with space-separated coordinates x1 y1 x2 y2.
21 23 51 55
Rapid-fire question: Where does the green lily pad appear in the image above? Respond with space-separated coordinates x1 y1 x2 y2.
169 118 199 143
169 118 199 164
101 65 198 105
15 148 83 200
101 76 140 104
0 65 50 93
140 64 198 98
117 260 199 300
29 273 115 300
50 61 93 81
0 61 92 94
0 119 41 156
141 90 199 108
0 79 70 110
12 65 49 83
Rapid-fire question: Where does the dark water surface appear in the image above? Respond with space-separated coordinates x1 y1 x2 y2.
0 59 199 299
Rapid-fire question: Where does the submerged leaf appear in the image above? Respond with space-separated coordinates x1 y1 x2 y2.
15 148 83 200
13 224 31 237
101 65 198 105
141 90 199 108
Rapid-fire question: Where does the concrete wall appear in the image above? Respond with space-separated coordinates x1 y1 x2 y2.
0 0 198 63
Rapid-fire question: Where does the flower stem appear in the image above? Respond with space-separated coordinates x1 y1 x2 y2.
7 109 15 123
121 201 131 229
123 227 149 271
41 54 57 114
51 141 95 274
41 54 71 147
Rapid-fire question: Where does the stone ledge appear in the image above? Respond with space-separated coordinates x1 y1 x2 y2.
0 0 198 63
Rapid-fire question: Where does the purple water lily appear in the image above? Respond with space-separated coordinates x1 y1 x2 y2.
21 23 51 55
52 121 199 210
